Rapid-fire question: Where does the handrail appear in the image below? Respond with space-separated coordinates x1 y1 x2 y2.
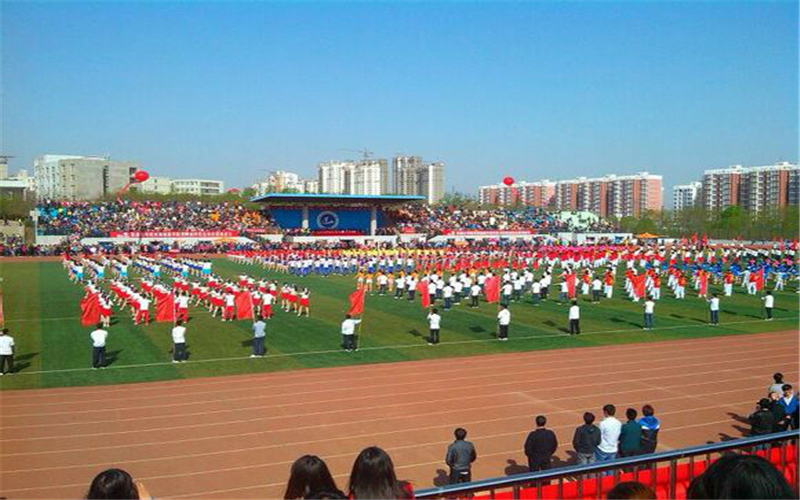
415 429 799 498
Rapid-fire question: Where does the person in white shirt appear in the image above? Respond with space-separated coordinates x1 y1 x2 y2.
427 307 442 345
596 404 622 462
707 293 720 325
762 291 775 321
569 300 581 335
501 282 513 306
177 292 190 322
0 328 16 375
90 324 108 369
643 296 655 330
592 278 602 303
470 284 481 308
395 274 406 299
443 285 454 311
341 314 362 352
531 281 541 306
172 320 187 362
497 305 511 341
135 297 151 325
377 273 389 295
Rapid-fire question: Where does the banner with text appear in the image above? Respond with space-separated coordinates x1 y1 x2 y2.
109 230 241 238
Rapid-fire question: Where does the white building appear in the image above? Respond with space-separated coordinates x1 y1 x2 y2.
171 178 225 196
672 181 702 211
352 160 389 195
34 154 140 200
139 176 174 195
302 179 319 194
317 161 353 194
392 155 445 203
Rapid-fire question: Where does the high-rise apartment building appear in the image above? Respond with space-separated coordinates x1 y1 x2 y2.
392 155 445 204
34 154 140 200
317 161 354 195
478 180 555 207
478 172 662 218
701 162 799 212
672 182 702 211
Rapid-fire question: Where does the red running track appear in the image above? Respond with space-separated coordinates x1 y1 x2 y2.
0 330 797 499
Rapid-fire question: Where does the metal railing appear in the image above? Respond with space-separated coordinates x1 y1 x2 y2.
416 429 799 499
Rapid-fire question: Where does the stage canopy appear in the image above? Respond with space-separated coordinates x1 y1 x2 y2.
252 193 425 236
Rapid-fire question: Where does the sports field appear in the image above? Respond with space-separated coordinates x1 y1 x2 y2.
0 257 797 391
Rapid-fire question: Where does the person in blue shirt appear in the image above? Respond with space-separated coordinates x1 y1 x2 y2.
638 404 660 454
778 384 799 430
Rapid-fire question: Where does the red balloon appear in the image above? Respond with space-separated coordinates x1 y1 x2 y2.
502 176 515 186
133 170 150 183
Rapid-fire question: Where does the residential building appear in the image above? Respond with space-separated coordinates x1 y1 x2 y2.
302 179 319 194
317 161 354 195
34 154 140 200
171 178 225 196
139 176 174 195
673 182 702 211
392 155 445 203
394 156 423 195
478 180 555 207
477 171 663 218
701 162 799 212
352 159 388 196
318 159 392 195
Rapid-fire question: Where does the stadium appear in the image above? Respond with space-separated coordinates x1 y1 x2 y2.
1 190 798 500
2 2 799 500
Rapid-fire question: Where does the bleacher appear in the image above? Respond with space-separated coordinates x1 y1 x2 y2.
416 430 798 499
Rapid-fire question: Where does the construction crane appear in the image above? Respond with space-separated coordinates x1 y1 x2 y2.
338 148 374 160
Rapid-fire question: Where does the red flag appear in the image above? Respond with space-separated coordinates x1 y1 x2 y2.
755 268 765 291
348 288 365 316
417 280 430 309
484 276 501 304
155 293 176 323
633 275 647 299
236 291 254 320
699 273 708 296
566 273 577 299
80 293 101 326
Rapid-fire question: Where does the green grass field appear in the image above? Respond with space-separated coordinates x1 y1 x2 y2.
0 257 797 391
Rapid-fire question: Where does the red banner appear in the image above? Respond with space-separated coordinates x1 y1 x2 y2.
108 230 240 238
155 293 176 323
442 230 536 237
311 230 364 236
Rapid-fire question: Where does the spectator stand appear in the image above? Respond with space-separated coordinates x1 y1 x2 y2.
416 429 799 500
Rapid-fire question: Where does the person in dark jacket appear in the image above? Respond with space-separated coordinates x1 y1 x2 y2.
638 404 660 454
524 415 558 472
768 391 788 432
445 427 477 484
572 412 601 465
749 398 775 436
619 408 642 457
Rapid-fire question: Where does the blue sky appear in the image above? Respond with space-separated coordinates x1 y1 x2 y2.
2 1 798 202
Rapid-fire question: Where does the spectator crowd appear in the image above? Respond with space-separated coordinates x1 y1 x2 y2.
36 200 279 237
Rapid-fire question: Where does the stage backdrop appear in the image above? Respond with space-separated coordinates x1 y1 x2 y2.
269 208 387 232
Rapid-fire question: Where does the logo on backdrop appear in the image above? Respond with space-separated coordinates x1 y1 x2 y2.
316 211 340 230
